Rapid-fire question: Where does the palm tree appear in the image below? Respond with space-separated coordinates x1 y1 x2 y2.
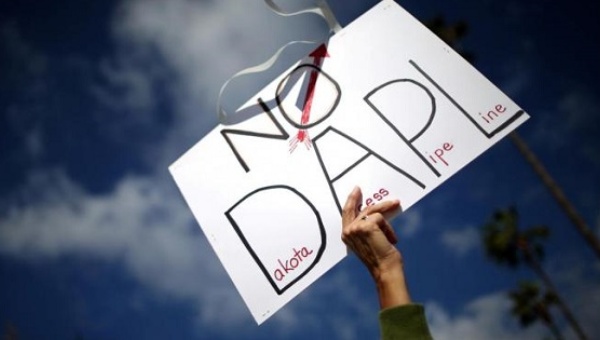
425 16 600 260
482 208 588 340
509 281 563 340
3 321 19 340
508 132 600 259
424 16 474 63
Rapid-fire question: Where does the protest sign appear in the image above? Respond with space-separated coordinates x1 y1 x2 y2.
170 0 529 324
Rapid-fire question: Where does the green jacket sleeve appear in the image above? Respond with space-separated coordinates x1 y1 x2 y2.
379 304 433 340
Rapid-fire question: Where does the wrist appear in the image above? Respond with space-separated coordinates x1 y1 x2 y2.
370 251 404 280
373 256 411 309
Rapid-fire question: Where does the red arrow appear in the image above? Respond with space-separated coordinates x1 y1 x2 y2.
308 44 330 69
293 44 330 148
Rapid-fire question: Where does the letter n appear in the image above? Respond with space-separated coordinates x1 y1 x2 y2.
221 98 289 172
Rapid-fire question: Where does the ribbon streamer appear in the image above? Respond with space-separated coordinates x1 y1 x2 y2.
263 0 342 33
217 0 342 124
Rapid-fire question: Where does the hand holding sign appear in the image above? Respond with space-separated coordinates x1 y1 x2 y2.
342 186 401 275
341 186 413 311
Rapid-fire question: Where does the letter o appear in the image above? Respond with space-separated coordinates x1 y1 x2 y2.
275 64 341 129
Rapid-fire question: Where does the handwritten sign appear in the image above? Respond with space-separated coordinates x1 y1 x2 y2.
169 0 528 324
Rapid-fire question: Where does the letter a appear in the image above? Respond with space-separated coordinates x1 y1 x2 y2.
364 79 441 177
274 269 284 281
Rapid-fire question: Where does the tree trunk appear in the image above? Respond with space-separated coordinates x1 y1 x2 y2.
546 320 565 340
509 131 600 259
524 248 588 340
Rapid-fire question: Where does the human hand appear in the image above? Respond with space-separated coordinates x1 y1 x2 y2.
341 186 403 278
342 186 411 308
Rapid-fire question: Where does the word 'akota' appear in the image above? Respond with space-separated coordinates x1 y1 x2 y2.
273 247 314 281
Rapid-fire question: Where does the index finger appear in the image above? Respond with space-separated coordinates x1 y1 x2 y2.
361 199 401 218
342 186 362 226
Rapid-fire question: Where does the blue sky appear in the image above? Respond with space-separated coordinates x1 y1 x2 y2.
1 0 599 339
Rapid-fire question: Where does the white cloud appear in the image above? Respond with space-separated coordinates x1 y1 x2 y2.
548 258 600 339
427 292 546 340
0 166 386 337
0 2 358 335
0 169 250 330
92 55 160 114
425 256 600 340
440 225 480 256
271 268 379 339
97 0 331 169
395 208 423 238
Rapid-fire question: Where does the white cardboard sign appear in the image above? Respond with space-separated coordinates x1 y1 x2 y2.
169 0 528 324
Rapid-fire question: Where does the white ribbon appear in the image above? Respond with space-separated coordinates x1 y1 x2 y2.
263 0 342 33
217 0 341 125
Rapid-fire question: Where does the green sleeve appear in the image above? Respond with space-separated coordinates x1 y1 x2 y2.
379 304 433 340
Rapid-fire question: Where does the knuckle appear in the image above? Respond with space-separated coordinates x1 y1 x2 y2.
371 213 384 223
342 227 354 238
350 223 365 234
363 205 375 215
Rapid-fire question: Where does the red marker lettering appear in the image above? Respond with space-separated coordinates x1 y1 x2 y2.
479 104 507 124
273 247 314 281
428 142 454 167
